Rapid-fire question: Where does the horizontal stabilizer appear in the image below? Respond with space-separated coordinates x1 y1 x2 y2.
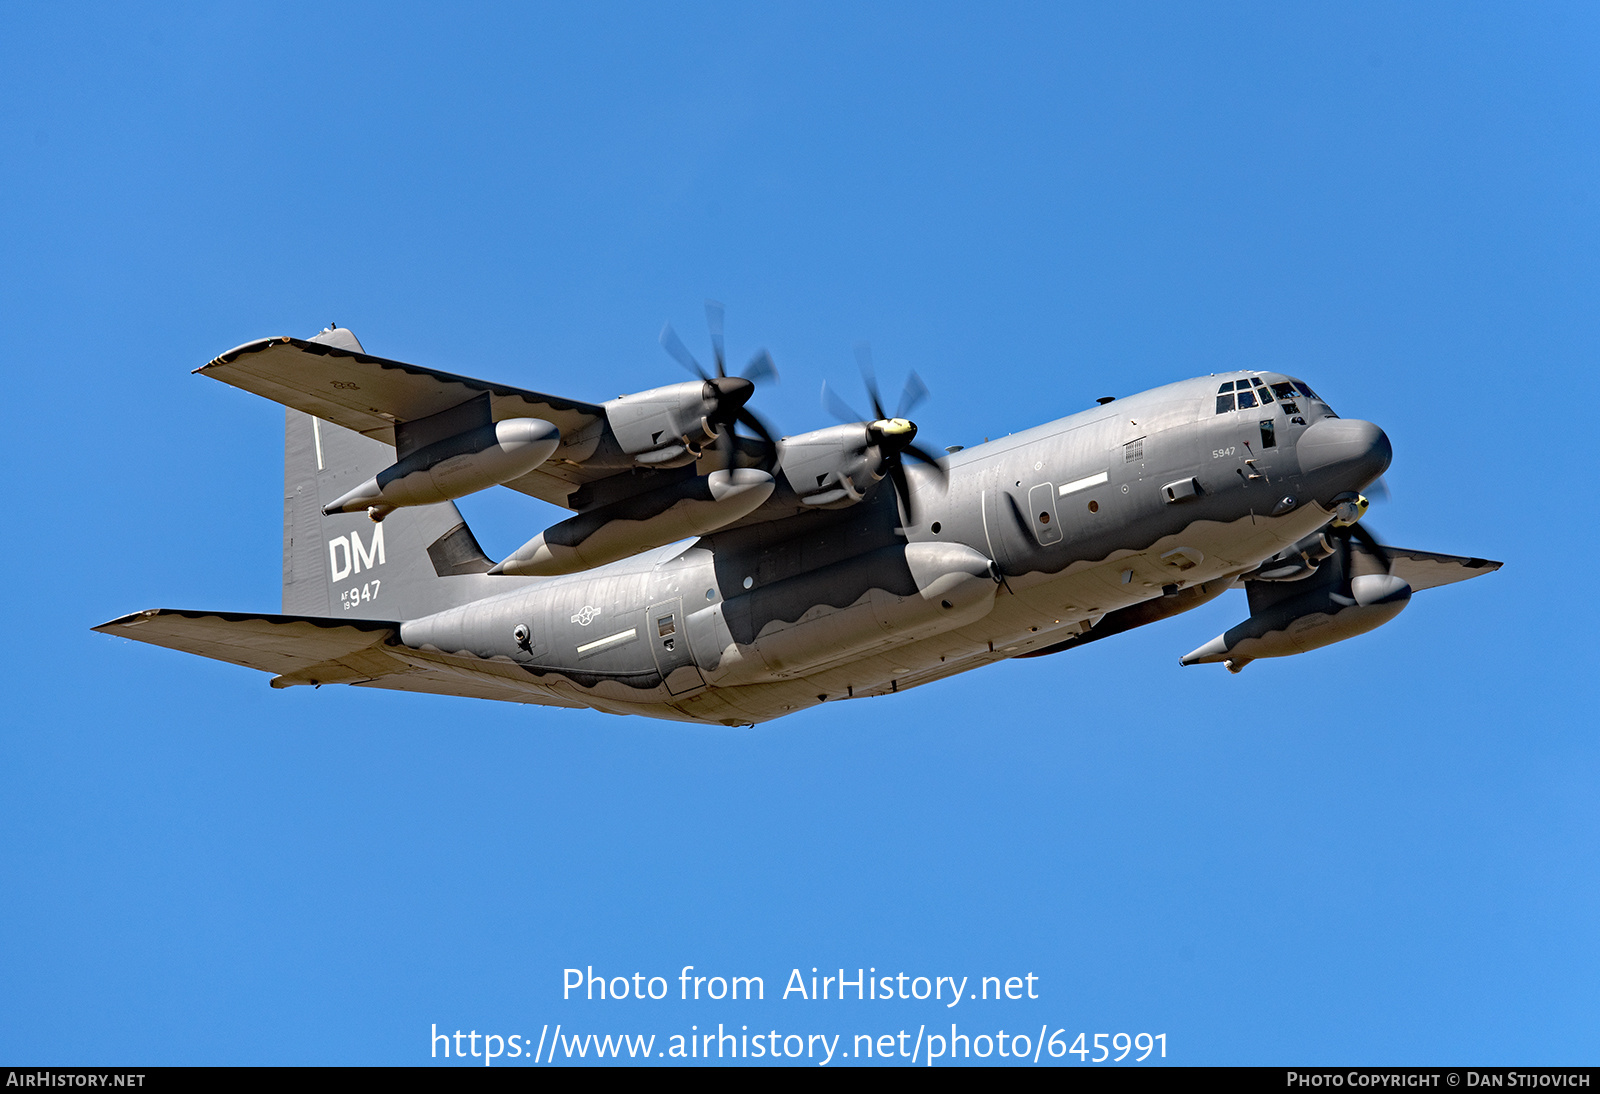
93 609 400 678
1383 547 1501 592
197 336 605 449
94 609 586 708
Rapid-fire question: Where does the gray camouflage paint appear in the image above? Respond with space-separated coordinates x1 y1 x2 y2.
107 333 1498 727
393 370 1396 724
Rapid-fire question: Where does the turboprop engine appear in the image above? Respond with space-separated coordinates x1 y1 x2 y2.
322 418 561 521
604 377 764 467
1180 521 1411 673
776 423 884 507
775 416 945 520
490 467 776 576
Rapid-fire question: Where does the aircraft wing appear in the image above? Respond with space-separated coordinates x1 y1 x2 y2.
196 336 612 508
94 609 584 708
1383 547 1502 591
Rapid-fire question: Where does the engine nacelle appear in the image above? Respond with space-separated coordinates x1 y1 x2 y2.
604 381 722 466
775 424 884 508
1180 571 1412 672
490 468 775 576
322 418 560 519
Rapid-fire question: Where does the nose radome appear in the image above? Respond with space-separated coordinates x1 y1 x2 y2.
1296 418 1391 489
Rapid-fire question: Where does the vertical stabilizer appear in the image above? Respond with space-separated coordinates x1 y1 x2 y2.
282 408 509 621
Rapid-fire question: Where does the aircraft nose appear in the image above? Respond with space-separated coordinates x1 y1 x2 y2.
1295 418 1391 490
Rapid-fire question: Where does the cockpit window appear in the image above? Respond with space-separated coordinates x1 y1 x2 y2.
1295 381 1319 400
1218 376 1302 414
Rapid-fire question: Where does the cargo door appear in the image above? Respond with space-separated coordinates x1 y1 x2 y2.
648 597 705 695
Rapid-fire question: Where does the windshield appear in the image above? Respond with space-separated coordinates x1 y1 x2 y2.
1215 375 1331 417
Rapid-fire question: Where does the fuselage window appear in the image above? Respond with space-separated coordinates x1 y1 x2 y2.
1236 388 1258 408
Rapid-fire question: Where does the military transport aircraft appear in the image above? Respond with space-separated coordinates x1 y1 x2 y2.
96 309 1499 726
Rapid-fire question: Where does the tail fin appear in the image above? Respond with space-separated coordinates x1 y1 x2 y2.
282 408 503 621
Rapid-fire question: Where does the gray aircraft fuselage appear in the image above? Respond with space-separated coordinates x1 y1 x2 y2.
397 370 1388 725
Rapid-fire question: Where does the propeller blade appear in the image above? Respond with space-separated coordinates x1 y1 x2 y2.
886 457 916 526
1347 521 1393 571
1366 476 1392 504
822 380 865 424
733 408 780 472
855 342 886 421
901 441 950 485
659 323 708 380
705 300 727 377
896 370 930 418
742 349 779 385
735 406 778 450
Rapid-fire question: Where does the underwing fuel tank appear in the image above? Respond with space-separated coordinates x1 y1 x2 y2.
491 468 776 576
1179 572 1412 673
322 418 561 519
691 542 1001 684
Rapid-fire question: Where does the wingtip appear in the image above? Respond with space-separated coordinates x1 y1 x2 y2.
92 608 164 633
196 336 293 373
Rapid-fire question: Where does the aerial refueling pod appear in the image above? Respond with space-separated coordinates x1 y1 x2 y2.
490 468 776 576
1180 531 1412 672
323 418 561 520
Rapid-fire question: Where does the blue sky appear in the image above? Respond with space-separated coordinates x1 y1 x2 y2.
2 2 1595 1066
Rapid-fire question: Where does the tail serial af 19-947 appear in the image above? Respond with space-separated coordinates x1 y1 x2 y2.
97 309 1499 726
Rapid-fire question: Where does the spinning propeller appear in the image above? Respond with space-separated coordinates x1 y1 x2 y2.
660 301 781 468
822 343 948 524
1329 488 1392 572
